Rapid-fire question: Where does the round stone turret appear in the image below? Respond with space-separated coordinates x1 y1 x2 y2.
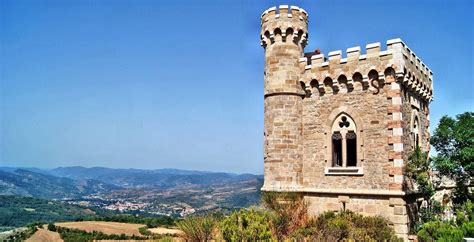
260 5 308 190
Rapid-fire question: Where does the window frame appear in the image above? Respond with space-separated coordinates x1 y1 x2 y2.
325 113 363 176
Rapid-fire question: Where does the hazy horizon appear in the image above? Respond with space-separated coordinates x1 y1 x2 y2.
1 0 473 174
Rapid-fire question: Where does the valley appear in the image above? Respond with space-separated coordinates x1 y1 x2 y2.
0 166 263 228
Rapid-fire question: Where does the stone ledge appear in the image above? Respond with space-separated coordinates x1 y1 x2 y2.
324 167 363 176
261 186 406 196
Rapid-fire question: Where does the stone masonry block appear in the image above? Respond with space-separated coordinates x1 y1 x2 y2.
387 89 401 97
388 135 402 144
389 198 406 206
394 205 407 215
338 195 350 203
388 151 402 160
394 224 409 234
389 167 403 176
387 105 402 113
388 120 403 129
389 183 403 190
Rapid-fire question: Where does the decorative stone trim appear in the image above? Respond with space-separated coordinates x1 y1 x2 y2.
388 80 405 192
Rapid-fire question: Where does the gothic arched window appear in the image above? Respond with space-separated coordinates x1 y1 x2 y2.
331 114 357 167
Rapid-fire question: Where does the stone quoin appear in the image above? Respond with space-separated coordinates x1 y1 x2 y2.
260 5 433 241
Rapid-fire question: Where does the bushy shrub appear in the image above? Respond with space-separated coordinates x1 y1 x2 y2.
176 214 216 241
455 200 473 226
221 207 274 241
348 211 401 241
138 226 151 236
262 192 309 240
417 220 464 242
290 211 401 241
417 200 474 241
47 223 56 232
414 200 443 232
461 221 474 238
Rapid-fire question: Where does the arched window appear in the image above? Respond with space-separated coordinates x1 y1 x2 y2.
331 114 357 167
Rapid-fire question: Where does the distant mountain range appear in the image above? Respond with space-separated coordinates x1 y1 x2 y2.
0 169 118 200
0 166 262 200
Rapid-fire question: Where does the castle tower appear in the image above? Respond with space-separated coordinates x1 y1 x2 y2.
260 5 434 241
260 6 308 189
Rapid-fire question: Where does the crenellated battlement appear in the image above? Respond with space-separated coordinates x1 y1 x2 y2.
260 5 308 48
299 38 433 102
261 5 308 26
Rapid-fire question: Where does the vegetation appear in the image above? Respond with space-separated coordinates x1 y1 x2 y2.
291 211 402 241
416 200 474 241
176 214 217 241
406 146 435 201
406 146 442 231
138 226 151 236
47 223 56 232
53 225 148 242
406 112 474 240
431 112 473 205
0 195 97 228
173 192 399 241
221 207 274 241
3 222 41 242
262 192 309 240
0 195 175 229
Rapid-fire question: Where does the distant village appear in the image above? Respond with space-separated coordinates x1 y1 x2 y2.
65 195 197 217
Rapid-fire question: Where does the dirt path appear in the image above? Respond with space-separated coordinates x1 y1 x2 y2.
26 228 63 242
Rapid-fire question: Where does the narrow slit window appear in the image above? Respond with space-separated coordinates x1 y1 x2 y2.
413 117 420 148
346 131 357 166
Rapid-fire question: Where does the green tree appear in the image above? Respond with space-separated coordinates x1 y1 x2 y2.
431 112 473 205
406 146 435 201
406 146 443 231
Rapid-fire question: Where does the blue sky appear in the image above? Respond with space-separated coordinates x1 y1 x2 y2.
0 0 472 174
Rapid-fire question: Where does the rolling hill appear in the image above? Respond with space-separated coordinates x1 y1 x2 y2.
0 169 119 200
0 166 264 218
48 166 261 188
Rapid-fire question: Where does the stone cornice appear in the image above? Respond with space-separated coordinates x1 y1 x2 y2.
261 186 406 196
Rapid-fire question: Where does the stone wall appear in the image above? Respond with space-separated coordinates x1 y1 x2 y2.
301 89 392 190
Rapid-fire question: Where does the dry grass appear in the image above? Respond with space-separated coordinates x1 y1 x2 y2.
26 228 63 242
147 227 183 235
55 221 144 236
